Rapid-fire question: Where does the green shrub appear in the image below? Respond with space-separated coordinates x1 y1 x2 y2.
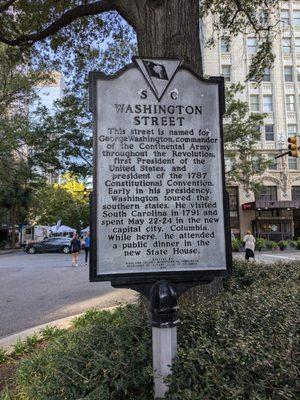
11 305 153 400
297 240 300 250
166 261 299 400
10 334 39 357
11 339 28 357
231 238 241 252
0 347 8 364
72 308 102 329
288 240 297 248
266 240 278 250
255 237 266 251
2 261 299 400
41 325 65 340
278 240 289 249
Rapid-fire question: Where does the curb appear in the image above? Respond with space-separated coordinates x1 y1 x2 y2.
0 249 22 255
0 306 118 352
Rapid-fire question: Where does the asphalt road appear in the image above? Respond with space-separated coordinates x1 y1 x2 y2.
0 251 137 339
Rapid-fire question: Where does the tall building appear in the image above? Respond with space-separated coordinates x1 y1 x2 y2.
30 71 65 116
29 71 65 183
203 0 300 241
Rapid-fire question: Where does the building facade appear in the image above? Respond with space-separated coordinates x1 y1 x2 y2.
203 0 300 241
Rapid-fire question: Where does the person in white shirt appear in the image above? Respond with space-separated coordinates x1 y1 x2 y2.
243 230 256 261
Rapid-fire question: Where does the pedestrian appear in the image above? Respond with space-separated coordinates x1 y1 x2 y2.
84 232 90 267
70 233 81 267
80 235 86 250
243 230 256 261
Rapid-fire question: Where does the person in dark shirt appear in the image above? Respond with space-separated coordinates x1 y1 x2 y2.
70 233 81 267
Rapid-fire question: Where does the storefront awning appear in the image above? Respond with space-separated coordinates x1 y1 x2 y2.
242 200 300 210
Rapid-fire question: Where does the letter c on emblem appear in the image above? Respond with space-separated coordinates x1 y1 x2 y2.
170 89 179 100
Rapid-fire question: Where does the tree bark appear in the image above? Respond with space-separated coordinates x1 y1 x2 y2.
116 0 203 75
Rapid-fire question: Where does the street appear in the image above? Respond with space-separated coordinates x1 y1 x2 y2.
0 251 137 339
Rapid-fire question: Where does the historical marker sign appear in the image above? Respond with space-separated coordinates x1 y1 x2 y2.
89 58 231 283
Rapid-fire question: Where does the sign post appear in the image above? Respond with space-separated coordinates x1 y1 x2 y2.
89 57 232 398
150 280 178 398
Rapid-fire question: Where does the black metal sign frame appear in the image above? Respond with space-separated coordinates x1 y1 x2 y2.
89 59 232 293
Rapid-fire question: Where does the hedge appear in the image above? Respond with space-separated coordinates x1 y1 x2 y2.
1 260 299 400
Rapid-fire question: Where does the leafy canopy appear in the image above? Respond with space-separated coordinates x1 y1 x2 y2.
29 173 89 229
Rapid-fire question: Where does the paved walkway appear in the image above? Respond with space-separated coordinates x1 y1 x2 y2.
233 250 300 262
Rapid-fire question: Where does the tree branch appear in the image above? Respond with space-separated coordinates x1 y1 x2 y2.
233 0 279 34
0 0 16 13
78 149 93 168
0 0 117 46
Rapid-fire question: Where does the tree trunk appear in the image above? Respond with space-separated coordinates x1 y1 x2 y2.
116 0 203 75
116 0 222 298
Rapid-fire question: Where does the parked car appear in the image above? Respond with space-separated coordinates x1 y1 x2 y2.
24 237 71 254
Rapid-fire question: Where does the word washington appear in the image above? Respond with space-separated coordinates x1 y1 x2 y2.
114 103 203 126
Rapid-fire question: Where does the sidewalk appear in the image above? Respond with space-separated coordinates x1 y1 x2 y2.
0 248 22 255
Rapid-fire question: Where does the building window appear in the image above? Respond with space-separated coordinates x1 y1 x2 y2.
288 124 297 137
252 155 261 172
260 10 268 25
268 155 277 170
247 38 257 54
297 66 300 81
282 38 291 53
289 156 297 170
263 95 273 112
293 10 300 26
284 66 293 81
265 124 274 141
225 156 235 172
286 94 295 111
227 186 239 230
250 95 259 111
292 186 300 200
262 67 271 81
257 186 277 201
281 10 290 26
296 38 300 53
221 65 231 82
256 210 279 219
221 37 230 53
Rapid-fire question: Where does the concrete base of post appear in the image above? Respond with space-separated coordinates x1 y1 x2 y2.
152 326 177 399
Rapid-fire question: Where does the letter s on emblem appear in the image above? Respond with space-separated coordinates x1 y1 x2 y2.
139 89 147 99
